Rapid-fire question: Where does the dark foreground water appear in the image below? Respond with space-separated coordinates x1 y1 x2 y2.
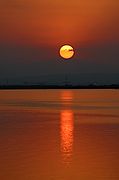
0 89 119 180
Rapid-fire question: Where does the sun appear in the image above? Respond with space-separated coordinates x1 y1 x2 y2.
59 45 74 59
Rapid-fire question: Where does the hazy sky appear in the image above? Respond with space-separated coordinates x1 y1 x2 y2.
0 0 119 78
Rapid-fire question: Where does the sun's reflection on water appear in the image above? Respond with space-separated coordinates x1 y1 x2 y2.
60 91 74 164
60 110 74 164
61 90 73 102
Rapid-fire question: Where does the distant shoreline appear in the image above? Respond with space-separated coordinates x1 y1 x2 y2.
0 85 119 90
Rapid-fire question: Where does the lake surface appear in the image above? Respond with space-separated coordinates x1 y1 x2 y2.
0 89 119 180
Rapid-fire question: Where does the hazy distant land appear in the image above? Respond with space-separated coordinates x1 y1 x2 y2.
0 73 119 89
0 84 119 89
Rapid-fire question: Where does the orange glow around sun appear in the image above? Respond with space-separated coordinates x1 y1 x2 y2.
0 0 119 46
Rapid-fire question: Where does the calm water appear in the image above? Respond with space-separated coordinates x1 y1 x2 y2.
0 89 119 180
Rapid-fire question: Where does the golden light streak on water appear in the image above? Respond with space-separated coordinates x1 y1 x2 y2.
61 90 73 102
60 110 74 164
60 90 74 164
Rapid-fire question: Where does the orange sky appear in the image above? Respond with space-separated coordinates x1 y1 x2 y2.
0 0 119 46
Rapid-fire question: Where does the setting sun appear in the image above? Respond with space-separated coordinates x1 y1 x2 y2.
59 45 74 59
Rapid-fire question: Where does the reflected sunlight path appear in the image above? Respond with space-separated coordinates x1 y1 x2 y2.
60 91 74 164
